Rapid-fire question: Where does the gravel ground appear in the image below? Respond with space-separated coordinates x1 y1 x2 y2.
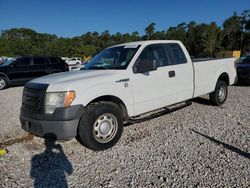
0 85 249 187
0 86 25 141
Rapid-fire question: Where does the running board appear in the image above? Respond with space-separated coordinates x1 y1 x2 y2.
128 101 192 124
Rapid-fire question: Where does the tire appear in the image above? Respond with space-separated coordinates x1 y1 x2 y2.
0 76 8 90
209 81 228 106
77 102 124 151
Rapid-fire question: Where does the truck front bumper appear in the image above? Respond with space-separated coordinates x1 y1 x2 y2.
20 105 84 140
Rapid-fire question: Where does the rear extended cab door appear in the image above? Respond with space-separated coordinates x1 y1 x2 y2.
164 43 194 102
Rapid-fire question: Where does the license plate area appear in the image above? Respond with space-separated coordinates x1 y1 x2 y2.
22 120 43 135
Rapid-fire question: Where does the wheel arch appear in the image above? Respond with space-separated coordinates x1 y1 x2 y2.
87 95 129 120
217 72 229 85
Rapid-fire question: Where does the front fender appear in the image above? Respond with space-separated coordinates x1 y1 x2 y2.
72 82 134 117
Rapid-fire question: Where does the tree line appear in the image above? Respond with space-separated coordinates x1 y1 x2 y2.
0 10 249 58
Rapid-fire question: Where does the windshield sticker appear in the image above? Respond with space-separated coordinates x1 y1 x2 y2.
121 61 127 66
124 45 138 48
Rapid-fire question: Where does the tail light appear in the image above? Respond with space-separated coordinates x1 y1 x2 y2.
64 63 69 71
234 60 238 70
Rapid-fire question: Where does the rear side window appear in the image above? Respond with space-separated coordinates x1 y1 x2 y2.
14 57 30 67
33 57 49 65
49 57 61 64
167 43 187 64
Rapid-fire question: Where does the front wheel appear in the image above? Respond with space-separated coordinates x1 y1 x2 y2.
209 81 228 106
77 102 124 151
0 76 8 90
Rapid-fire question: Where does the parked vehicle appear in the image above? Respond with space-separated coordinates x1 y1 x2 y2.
20 40 237 151
236 55 250 83
0 56 69 90
61 57 70 62
0 57 7 64
66 57 82 66
0 57 14 65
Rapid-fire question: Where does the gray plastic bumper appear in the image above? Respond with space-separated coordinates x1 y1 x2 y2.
20 105 84 140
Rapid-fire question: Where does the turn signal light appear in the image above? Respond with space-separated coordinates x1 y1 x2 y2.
66 91 75 107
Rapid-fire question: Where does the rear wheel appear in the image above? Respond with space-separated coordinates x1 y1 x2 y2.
77 102 124 151
209 81 228 106
0 76 8 90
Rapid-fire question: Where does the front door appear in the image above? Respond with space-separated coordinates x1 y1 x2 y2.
131 44 177 116
8 57 32 84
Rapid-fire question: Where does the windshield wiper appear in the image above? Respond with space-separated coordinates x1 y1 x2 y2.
85 66 109 70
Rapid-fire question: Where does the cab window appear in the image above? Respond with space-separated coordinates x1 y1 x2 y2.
166 43 187 64
33 57 49 65
14 57 31 67
136 44 169 68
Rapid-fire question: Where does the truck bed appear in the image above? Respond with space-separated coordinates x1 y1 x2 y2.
192 58 236 98
192 57 233 63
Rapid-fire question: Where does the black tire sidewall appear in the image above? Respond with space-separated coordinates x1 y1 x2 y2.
78 102 123 151
210 81 228 106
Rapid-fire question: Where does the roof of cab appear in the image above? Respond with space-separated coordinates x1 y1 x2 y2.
111 40 182 48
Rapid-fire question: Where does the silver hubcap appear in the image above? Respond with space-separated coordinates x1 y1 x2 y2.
93 113 118 143
0 78 6 89
218 86 226 102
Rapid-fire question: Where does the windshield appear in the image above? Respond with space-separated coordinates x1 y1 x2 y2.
83 45 140 70
2 58 16 65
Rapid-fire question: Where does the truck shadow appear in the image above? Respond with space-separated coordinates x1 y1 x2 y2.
191 97 212 106
30 133 73 188
190 129 250 160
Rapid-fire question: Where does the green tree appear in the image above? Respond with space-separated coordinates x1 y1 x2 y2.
222 12 242 50
166 23 187 44
1 10 250 58
186 21 199 57
202 22 221 57
145 22 156 39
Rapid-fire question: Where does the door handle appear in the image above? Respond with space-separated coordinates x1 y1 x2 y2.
168 71 175 78
115 78 130 83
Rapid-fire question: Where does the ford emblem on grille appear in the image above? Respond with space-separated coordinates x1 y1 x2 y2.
23 94 32 103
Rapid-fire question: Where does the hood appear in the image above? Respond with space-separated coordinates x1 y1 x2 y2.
31 70 122 85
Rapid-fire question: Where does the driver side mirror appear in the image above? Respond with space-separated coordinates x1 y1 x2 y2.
134 59 157 73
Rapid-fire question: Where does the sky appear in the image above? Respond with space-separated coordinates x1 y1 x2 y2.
0 0 249 38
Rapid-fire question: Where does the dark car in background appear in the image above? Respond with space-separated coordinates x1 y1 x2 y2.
0 56 69 90
236 55 250 84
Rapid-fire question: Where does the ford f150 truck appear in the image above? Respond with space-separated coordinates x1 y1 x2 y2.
20 40 237 151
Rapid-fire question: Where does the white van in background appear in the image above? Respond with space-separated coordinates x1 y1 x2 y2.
66 57 82 66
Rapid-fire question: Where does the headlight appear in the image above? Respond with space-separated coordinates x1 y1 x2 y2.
45 91 75 114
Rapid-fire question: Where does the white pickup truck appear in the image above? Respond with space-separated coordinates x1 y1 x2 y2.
20 40 237 151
